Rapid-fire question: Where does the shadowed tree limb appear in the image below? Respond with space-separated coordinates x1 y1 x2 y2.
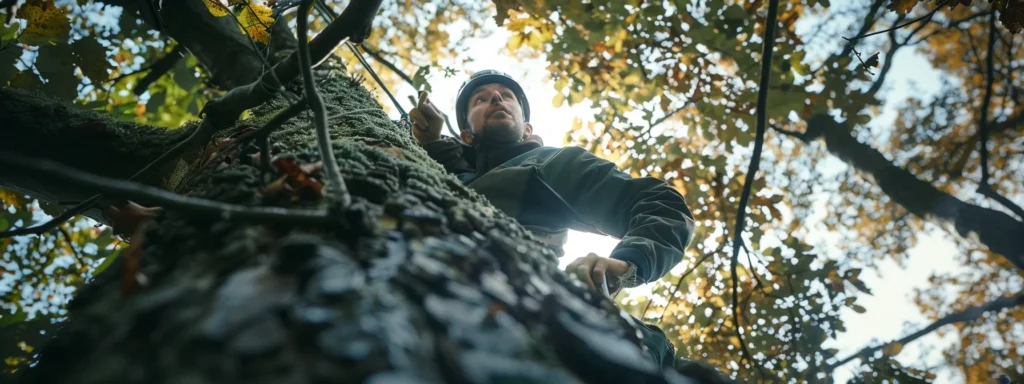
729 0 778 379
826 290 1024 372
0 152 331 226
800 114 1024 270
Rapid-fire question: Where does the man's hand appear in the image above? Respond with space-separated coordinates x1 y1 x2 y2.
408 91 444 145
565 253 630 296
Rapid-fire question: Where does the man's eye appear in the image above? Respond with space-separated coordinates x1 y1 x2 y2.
503 93 514 99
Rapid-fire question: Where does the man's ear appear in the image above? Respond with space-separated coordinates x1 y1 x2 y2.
460 130 474 145
522 122 534 139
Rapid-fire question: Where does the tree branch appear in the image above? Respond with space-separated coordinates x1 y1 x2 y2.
131 45 188 96
297 0 349 207
969 13 1024 220
0 152 331 227
127 0 383 189
827 290 1024 372
0 199 95 238
844 1 946 43
979 12 997 187
360 44 416 88
729 0 779 378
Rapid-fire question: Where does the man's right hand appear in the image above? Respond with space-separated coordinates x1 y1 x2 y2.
409 91 444 145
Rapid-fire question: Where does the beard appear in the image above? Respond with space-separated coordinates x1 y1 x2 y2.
477 119 525 146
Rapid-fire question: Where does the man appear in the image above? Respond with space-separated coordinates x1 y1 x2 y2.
409 70 696 367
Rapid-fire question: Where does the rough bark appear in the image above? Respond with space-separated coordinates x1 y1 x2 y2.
5 69 703 384
803 114 1024 270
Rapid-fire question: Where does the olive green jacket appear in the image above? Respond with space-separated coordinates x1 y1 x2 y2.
423 137 695 284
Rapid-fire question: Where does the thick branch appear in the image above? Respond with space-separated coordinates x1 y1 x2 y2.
0 88 188 205
0 152 331 227
801 114 1024 270
827 291 1024 372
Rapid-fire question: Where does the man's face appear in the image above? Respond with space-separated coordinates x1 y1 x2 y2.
462 83 533 145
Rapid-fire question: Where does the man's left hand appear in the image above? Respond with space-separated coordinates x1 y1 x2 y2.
565 253 630 295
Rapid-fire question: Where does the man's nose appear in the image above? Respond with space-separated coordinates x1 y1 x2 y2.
489 91 504 104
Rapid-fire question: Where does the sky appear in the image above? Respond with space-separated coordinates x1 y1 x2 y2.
367 11 971 384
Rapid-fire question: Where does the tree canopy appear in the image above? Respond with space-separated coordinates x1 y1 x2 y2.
2 0 1023 382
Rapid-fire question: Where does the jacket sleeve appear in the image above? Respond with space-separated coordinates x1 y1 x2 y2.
536 147 695 283
422 137 475 176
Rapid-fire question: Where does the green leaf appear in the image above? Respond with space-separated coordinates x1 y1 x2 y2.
0 215 8 231
147 91 167 112
412 65 432 92
35 43 78 100
0 44 23 86
71 37 111 84
851 304 866 314
93 248 121 276
849 277 873 295
0 308 27 327
173 56 199 90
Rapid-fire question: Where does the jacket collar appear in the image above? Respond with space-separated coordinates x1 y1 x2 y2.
462 134 545 174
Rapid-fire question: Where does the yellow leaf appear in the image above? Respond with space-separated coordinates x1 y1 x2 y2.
15 0 70 44
552 92 565 108
239 4 275 44
202 0 231 17
882 342 903 356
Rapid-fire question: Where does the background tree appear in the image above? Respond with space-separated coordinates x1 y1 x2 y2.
489 0 1023 381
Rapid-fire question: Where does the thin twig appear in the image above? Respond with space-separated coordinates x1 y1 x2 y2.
297 0 349 207
0 151 332 226
58 225 85 269
0 198 97 238
640 251 714 321
844 1 946 43
971 13 1024 220
827 291 1024 372
730 0 779 378
360 44 417 87
979 12 997 187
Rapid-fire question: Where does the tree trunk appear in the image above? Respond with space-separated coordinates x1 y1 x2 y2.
2 69 701 384
803 114 1024 270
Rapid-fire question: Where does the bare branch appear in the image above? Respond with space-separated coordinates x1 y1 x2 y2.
0 151 332 227
729 0 779 378
970 13 1024 219
977 183 1024 220
844 1 946 43
0 198 96 238
58 225 85 270
979 12 997 187
360 44 417 88
827 290 1024 372
297 0 350 207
